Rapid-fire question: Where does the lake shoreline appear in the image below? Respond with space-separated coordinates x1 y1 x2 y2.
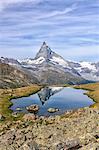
0 83 99 149
0 83 99 121
10 86 94 116
74 83 99 108
0 85 42 121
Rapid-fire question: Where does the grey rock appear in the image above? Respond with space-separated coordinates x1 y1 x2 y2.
16 107 22 111
12 112 18 118
47 108 59 113
26 105 39 113
0 114 4 121
79 142 99 150
23 113 36 121
21 141 39 150
56 139 82 150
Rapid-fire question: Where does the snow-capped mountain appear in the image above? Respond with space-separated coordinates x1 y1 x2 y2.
0 42 99 86
21 42 70 67
21 42 99 82
34 42 70 68
0 57 21 66
74 62 99 81
66 60 99 81
21 42 80 78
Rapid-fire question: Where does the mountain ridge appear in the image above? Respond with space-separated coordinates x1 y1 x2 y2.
20 42 99 82
0 42 99 88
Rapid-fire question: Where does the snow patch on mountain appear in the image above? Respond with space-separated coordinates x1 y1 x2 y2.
50 56 70 68
22 57 45 65
79 62 96 71
72 61 99 81
80 73 99 81
0 57 21 66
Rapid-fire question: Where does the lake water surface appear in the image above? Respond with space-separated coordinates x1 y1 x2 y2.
11 87 94 116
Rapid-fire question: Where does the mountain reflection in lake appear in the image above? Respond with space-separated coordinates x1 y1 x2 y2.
11 87 94 116
38 87 64 105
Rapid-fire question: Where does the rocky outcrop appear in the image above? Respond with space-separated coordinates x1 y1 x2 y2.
23 113 37 121
0 107 99 150
26 104 39 113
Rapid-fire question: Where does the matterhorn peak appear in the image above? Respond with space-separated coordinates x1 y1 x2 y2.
39 41 50 52
35 42 52 59
42 41 47 47
40 41 51 52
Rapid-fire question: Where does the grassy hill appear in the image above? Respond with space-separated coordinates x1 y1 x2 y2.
75 83 99 108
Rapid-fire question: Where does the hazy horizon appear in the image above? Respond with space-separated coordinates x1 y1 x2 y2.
0 0 99 62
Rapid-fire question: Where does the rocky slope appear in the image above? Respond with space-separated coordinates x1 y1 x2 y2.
0 107 99 150
0 63 39 88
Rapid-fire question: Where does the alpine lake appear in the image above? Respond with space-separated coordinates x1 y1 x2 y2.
10 87 94 116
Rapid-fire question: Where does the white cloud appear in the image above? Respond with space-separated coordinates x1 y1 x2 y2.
0 0 42 11
37 4 77 19
0 0 99 61
66 46 99 57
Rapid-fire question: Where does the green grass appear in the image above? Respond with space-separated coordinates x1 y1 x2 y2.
0 85 42 121
75 83 99 108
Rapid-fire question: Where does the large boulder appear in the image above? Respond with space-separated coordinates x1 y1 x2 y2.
26 104 39 113
23 113 37 121
47 108 59 113
0 114 4 121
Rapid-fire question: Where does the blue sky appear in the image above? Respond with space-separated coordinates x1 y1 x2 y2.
0 0 99 62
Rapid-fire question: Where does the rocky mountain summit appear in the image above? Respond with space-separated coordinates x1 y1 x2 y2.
0 42 99 88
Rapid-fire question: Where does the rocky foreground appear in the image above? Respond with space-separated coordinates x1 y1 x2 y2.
0 107 99 150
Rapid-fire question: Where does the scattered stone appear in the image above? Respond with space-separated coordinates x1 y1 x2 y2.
47 108 59 113
79 142 99 150
12 112 18 118
0 114 4 121
22 141 39 150
23 113 36 121
94 134 99 139
0 107 99 150
16 107 22 111
26 104 39 113
56 139 82 150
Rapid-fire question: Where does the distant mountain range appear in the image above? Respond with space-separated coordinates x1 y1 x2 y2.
0 42 99 88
